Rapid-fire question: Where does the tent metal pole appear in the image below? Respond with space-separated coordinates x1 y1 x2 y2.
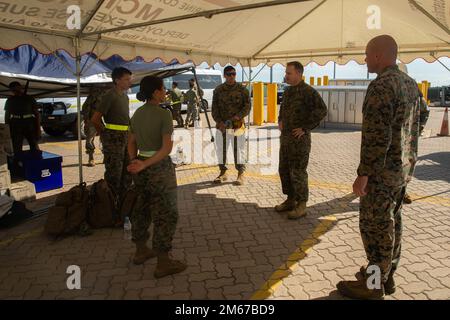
78 0 106 36
252 0 327 59
246 59 252 163
75 37 84 185
250 63 267 82
192 67 215 143
33 35 77 76
409 0 450 36
80 36 101 75
430 53 450 73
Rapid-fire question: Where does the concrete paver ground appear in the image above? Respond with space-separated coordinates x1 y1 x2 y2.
0 108 449 300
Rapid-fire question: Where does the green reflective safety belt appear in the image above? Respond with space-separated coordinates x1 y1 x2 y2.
104 123 129 131
138 150 157 158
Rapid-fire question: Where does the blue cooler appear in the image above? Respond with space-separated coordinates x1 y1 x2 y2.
8 150 63 193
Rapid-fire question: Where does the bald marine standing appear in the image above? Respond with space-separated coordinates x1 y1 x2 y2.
337 35 422 299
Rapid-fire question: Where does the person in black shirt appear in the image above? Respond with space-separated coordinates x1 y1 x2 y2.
4 82 41 155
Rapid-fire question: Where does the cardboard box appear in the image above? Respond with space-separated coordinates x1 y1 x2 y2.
8 180 36 202
0 170 11 190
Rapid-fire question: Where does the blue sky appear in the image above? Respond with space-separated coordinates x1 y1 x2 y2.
210 57 450 87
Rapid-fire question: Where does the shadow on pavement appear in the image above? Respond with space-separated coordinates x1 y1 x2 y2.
414 152 450 184
0 179 360 300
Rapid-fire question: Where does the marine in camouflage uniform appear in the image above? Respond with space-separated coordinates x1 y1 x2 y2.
128 75 186 278
131 157 178 252
81 87 106 166
337 36 421 300
276 66 327 219
211 67 250 185
168 82 184 127
91 68 133 224
184 83 199 128
355 65 419 296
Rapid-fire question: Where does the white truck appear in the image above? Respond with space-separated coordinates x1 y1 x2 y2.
0 68 224 136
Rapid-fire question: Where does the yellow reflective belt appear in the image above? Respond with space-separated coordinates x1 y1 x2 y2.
104 123 129 131
138 150 157 158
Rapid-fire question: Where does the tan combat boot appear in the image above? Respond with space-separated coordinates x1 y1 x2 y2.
88 154 95 167
274 197 296 213
154 252 187 278
337 278 385 300
133 241 157 265
213 170 228 184
355 266 396 295
287 201 307 220
234 172 245 186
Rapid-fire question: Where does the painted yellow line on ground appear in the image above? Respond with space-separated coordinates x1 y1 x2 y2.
251 216 337 300
0 227 44 248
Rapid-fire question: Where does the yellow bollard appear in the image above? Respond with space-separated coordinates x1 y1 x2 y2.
421 81 429 102
323 76 329 86
310 77 315 86
267 83 278 123
418 83 423 96
317 78 322 86
252 82 264 126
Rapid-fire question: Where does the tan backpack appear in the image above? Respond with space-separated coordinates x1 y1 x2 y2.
44 183 90 238
88 180 138 228
87 179 117 228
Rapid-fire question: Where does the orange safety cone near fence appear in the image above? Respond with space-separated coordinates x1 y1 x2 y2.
438 107 449 136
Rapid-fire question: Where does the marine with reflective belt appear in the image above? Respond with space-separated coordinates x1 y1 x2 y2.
212 66 251 185
337 35 421 299
127 75 187 278
4 81 41 156
276 61 327 220
91 67 133 225
184 80 199 128
81 86 107 167
168 82 184 128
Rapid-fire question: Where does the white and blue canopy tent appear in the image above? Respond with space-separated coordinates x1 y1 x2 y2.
0 0 448 184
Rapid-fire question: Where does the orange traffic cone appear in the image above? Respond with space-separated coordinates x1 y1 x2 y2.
438 107 449 136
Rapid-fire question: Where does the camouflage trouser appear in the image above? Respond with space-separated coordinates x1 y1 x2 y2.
84 121 97 156
279 133 311 202
360 178 405 283
215 129 246 173
100 129 132 210
131 156 178 252
172 103 184 127
185 103 199 125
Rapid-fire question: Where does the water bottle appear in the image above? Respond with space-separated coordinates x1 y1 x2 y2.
123 217 132 240
176 145 184 164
